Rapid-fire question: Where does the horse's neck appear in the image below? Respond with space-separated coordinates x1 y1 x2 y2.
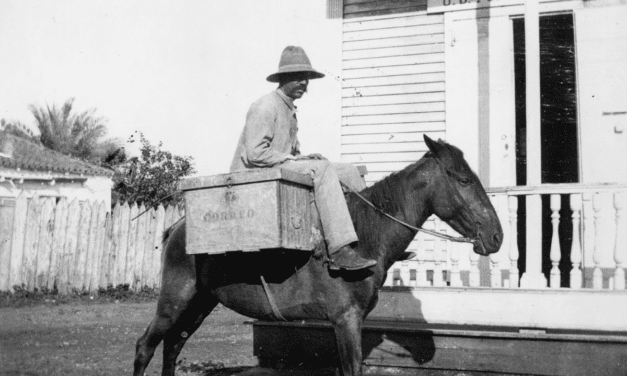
352 160 434 269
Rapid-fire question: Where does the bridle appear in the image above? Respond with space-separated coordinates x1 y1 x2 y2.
341 157 481 245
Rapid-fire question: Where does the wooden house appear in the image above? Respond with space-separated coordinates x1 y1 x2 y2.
0 131 113 206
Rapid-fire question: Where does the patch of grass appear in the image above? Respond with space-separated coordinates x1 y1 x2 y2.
0 284 159 308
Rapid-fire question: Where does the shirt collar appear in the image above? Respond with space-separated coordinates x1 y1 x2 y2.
275 89 297 111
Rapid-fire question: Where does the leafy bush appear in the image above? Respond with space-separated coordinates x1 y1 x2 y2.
111 132 195 208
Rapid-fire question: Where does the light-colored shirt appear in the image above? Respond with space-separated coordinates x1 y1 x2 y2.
230 89 301 171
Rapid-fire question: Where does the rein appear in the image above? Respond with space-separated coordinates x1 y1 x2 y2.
341 180 477 244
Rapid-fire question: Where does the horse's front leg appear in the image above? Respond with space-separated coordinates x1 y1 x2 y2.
330 307 364 376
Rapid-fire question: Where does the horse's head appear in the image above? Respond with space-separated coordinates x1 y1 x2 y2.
424 135 503 256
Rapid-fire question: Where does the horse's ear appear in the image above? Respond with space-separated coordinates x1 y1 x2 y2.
424 134 445 156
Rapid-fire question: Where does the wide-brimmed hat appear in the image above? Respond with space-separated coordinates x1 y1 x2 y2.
266 46 325 83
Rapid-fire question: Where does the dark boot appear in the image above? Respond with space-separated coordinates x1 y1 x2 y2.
328 245 377 271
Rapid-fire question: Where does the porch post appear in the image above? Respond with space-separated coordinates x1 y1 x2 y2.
520 0 548 288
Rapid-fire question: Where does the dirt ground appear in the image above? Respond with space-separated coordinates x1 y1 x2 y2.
0 300 258 376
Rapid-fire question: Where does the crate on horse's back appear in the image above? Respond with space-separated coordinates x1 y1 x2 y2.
180 168 333 255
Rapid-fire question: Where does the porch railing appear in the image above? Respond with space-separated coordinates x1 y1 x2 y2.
384 183 627 291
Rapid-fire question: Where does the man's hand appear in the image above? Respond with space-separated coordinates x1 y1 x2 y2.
295 153 326 161
306 153 326 160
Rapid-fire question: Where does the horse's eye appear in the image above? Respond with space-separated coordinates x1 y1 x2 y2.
459 178 471 185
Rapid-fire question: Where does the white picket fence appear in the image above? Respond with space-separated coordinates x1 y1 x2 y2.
0 193 183 293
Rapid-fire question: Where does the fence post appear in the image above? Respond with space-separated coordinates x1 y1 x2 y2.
133 204 147 290
8 192 28 291
115 203 130 287
99 208 114 289
22 195 42 291
152 205 166 288
59 199 81 293
84 200 100 292
0 198 15 291
89 202 107 292
142 207 157 290
73 201 92 291
48 197 68 290
36 197 55 290
126 204 139 288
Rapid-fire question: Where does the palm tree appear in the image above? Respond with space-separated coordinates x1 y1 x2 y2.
0 119 40 143
29 98 121 164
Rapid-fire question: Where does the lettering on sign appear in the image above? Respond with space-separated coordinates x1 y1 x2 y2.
427 0 504 13
442 0 489 5
202 209 255 223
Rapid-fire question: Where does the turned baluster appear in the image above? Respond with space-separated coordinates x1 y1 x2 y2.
469 214 481 288
613 192 626 290
415 235 429 286
569 194 583 288
592 193 604 290
449 242 462 287
489 195 503 288
508 196 520 288
521 194 547 288
549 194 562 288
582 193 594 288
432 218 445 287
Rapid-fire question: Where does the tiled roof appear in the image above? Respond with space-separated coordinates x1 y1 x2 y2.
0 132 114 177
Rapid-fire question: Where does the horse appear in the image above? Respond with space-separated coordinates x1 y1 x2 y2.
133 135 503 376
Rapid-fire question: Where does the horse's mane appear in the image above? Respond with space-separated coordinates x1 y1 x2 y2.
348 141 467 261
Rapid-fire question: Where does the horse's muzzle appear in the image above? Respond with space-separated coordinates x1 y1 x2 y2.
473 231 502 256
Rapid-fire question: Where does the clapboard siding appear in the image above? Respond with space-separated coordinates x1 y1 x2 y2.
343 62 444 80
343 12 442 31
341 10 444 188
344 43 444 61
344 0 427 19
343 51 444 69
342 92 444 107
342 131 444 144
343 102 444 117
342 81 444 98
342 141 433 154
344 23 442 42
341 122 445 135
344 33 444 51
341 151 424 164
342 112 445 126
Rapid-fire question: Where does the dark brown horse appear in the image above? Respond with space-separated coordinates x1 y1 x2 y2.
133 136 503 376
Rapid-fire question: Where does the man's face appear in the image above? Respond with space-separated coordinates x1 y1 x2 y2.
279 73 310 100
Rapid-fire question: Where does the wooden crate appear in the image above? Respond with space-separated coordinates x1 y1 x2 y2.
179 169 316 255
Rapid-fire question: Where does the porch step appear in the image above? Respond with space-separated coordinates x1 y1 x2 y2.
251 319 627 376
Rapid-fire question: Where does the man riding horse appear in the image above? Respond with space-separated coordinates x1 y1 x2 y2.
230 46 377 271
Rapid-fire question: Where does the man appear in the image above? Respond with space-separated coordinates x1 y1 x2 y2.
230 46 377 271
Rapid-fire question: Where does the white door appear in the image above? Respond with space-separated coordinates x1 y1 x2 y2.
576 5 627 183
446 14 516 188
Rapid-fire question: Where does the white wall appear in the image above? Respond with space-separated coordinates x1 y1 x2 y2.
0 174 112 210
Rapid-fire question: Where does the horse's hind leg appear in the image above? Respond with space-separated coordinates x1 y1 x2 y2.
161 294 218 375
133 278 196 376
